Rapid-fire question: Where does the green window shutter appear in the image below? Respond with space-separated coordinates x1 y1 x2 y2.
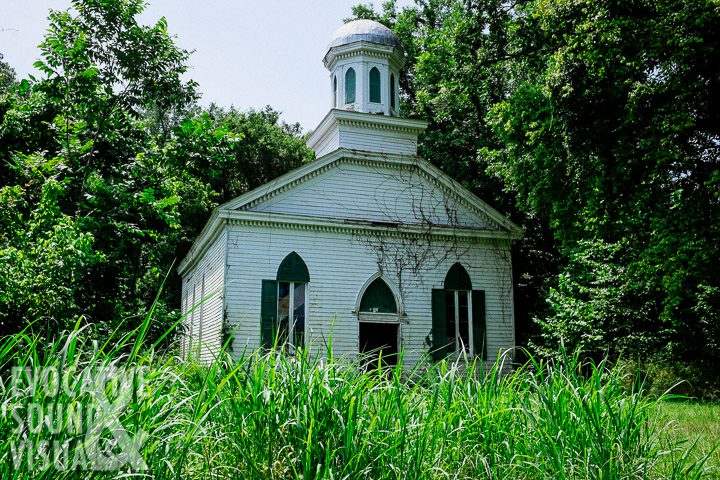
431 289 451 361
345 68 356 104
261 279 277 349
369 67 381 103
472 290 487 360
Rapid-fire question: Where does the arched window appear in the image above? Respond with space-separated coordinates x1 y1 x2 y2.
390 73 396 110
360 277 397 313
333 75 338 107
431 263 486 360
260 252 309 351
369 67 381 103
443 263 472 353
345 68 356 104
444 262 472 290
358 276 400 366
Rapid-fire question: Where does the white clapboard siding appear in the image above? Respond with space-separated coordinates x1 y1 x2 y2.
225 224 514 367
246 162 496 229
180 230 226 363
333 125 419 157
311 128 340 159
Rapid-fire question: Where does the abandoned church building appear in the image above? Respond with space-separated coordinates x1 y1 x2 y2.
178 20 522 366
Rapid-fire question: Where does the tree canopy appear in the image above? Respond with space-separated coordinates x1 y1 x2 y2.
0 0 312 342
351 0 720 386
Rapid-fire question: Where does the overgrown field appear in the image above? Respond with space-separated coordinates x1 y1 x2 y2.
0 324 717 479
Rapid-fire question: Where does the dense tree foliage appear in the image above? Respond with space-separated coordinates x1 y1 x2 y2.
0 0 312 342
352 0 720 385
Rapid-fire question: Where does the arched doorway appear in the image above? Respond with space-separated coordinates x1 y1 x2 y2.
357 276 400 366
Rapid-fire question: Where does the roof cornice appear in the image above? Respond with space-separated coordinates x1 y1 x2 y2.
219 210 517 241
178 208 517 275
323 41 405 70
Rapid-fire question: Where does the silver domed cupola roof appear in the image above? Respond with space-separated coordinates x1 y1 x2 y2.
327 19 402 50
322 19 405 117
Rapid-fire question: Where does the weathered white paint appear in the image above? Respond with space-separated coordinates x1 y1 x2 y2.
180 230 226 363
246 159 496 229
307 110 426 158
179 19 520 367
223 223 514 367
180 153 520 367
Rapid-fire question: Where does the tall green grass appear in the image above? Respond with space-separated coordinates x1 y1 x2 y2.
0 313 716 479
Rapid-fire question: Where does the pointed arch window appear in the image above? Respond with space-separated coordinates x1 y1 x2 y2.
431 263 487 360
345 68 356 104
369 67 381 103
358 276 400 366
260 252 309 351
390 73 396 110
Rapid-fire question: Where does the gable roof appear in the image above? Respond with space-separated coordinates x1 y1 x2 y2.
178 148 522 276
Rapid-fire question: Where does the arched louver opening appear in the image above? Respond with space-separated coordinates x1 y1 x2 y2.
369 67 381 103
390 73 396 110
359 277 397 313
277 251 310 282
345 68 356 104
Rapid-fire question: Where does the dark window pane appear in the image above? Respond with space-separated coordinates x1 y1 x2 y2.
293 283 305 347
369 67 381 103
345 68 356 104
458 291 470 352
390 74 395 109
278 282 290 345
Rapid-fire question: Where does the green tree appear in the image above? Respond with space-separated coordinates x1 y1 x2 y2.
487 0 720 370
352 0 720 381
0 0 313 343
162 104 313 257
0 0 198 339
0 53 15 92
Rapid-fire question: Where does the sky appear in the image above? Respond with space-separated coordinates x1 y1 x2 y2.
0 0 411 132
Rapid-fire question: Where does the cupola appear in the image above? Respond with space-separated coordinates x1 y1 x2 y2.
307 20 426 158
324 20 404 117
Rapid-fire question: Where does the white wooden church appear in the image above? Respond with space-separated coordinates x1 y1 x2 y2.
178 20 522 366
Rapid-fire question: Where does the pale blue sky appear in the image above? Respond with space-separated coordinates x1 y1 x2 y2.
0 0 411 131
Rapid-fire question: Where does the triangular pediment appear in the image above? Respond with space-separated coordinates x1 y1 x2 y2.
220 150 521 236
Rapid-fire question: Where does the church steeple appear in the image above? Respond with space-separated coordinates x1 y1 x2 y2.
323 20 404 117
